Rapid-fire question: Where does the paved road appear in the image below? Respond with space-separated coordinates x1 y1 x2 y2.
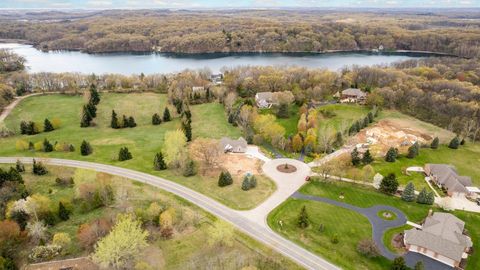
292 192 455 270
0 157 340 270
0 93 41 122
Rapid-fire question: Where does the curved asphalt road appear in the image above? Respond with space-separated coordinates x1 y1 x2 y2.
0 157 340 270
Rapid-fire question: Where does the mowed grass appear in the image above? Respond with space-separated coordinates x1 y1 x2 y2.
372 144 480 187
316 104 370 132
259 104 300 137
269 180 480 270
1 164 299 270
0 93 273 210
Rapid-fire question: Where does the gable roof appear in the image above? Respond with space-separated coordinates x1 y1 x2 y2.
255 92 274 101
341 88 366 98
219 137 247 152
426 164 472 194
404 212 472 262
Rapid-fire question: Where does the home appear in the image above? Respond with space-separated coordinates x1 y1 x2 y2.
210 73 223 84
338 88 367 104
404 212 472 268
255 92 277 109
424 164 473 198
219 137 248 153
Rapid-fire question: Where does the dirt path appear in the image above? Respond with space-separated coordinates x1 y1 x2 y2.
0 93 41 122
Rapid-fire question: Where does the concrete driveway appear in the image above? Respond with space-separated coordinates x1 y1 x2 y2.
240 158 311 226
245 145 271 162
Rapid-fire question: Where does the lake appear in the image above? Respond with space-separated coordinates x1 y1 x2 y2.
0 43 428 75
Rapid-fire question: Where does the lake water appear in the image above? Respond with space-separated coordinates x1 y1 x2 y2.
0 43 427 75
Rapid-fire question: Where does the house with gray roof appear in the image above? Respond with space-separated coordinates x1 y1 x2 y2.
425 164 473 197
255 92 277 109
219 137 248 153
340 88 367 104
404 212 472 268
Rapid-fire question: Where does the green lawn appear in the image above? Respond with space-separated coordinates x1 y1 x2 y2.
259 104 300 137
316 104 371 132
0 164 299 269
269 180 480 270
383 224 412 255
0 93 273 210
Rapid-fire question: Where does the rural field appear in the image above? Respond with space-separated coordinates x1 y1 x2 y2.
0 93 274 210
268 180 480 270
0 163 298 269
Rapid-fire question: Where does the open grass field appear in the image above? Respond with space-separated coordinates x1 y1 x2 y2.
316 104 370 132
0 164 298 269
0 93 272 210
259 104 300 138
268 180 480 270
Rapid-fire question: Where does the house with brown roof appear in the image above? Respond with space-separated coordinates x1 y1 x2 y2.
339 88 367 104
219 137 248 153
404 212 472 268
425 164 473 198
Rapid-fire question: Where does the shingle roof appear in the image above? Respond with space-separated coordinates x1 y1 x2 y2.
256 92 274 101
404 213 472 262
219 137 247 152
426 164 472 194
341 88 366 98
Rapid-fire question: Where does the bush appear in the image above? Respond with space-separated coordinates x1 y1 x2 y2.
448 136 460 149
32 159 48 175
391 256 407 270
43 139 53 152
118 147 133 161
28 245 62 262
80 140 92 156
58 202 70 221
152 113 162 125
357 239 380 258
331 234 339 244
52 233 71 248
55 177 74 186
218 171 233 187
182 159 196 177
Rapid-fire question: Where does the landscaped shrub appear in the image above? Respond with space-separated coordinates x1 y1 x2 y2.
297 206 309 229
362 149 374 164
43 139 53 152
385 147 398 162
118 147 132 161
153 152 167 170
241 175 257 191
380 173 398 195
182 159 196 177
28 245 62 262
416 188 435 205
58 202 70 221
80 140 92 156
163 107 171 122
218 171 233 187
152 113 162 125
43 118 54 132
32 159 48 175
15 160 25 173
357 239 380 258
401 182 416 202
55 177 74 186
430 137 439 149
448 136 460 149
351 148 361 166
407 142 419 159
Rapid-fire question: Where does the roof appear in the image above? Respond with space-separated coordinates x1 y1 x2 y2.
255 92 274 101
192 86 205 92
219 137 247 151
341 88 366 98
426 164 472 194
404 212 472 262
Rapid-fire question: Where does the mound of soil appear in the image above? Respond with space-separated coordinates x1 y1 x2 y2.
276 164 297 173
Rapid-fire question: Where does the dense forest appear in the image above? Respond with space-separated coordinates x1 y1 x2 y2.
1 9 480 57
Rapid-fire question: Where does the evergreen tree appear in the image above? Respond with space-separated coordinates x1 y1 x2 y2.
118 147 133 161
163 107 171 122
351 148 361 166
122 115 128 128
460 138 466 145
297 206 309 229
182 159 196 177
89 83 100 105
333 131 343 148
241 176 251 191
363 116 369 127
183 109 192 122
380 173 399 195
152 113 162 125
153 152 167 170
182 120 192 142
355 121 361 131
218 171 233 187
20 121 28 134
28 121 38 135
43 139 53 152
249 175 257 189
80 140 92 156
367 111 374 123
426 191 435 205
416 188 434 205
16 160 25 173
80 105 92 128
385 147 397 162
391 257 407 270
407 142 419 159
8 167 23 183
276 103 290 118
401 182 416 202
58 202 70 221
44 118 54 132
32 159 48 175
86 101 97 118
430 137 439 149
362 149 374 164
414 261 424 270
111 110 119 129
128 116 136 128
448 136 460 149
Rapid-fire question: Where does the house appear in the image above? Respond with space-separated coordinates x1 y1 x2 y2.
210 73 223 84
425 164 473 198
340 88 367 104
404 212 472 268
255 92 277 109
192 86 205 93
219 137 248 153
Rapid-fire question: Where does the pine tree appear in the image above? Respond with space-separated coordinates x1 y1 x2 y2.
182 120 192 142
118 147 133 161
351 148 361 166
363 116 369 127
385 147 397 162
218 171 233 187
416 188 431 204
58 202 70 221
448 136 460 149
297 206 309 229
128 116 136 128
430 137 439 149
362 149 374 164
460 138 466 145
276 103 289 118
163 107 171 122
182 159 196 177
241 176 251 191
426 191 435 205
401 182 416 202
391 257 407 270
86 101 97 118
380 173 399 195
407 142 419 159
111 110 119 129
122 115 128 128
80 105 92 128
80 140 92 156
16 160 25 173
89 83 100 105
367 111 374 123
333 131 343 148
249 175 257 189
153 152 167 170
152 113 162 125
32 159 48 175
20 121 28 134
44 118 54 132
43 139 53 152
